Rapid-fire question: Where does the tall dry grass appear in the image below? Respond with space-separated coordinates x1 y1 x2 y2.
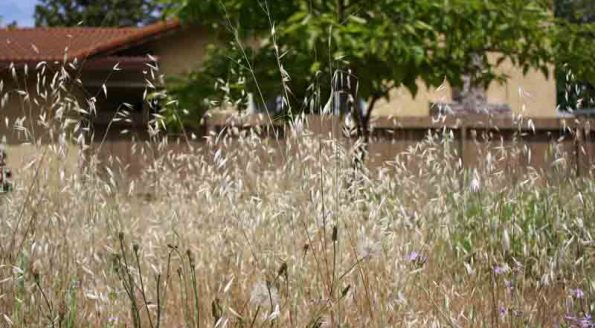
0 116 594 327
0 53 593 328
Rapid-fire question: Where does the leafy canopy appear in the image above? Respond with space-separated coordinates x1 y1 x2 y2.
554 0 595 109
555 0 595 23
34 0 166 27
164 0 593 124
0 16 18 28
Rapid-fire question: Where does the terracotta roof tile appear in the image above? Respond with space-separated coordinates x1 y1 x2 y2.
0 20 180 64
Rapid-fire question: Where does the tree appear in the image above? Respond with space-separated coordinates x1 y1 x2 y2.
34 0 166 27
164 0 594 138
554 0 595 110
555 0 595 24
0 16 18 28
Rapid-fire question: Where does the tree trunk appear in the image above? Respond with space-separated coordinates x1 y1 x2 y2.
456 75 488 113
351 96 379 171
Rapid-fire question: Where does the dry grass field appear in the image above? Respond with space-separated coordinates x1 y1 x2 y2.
0 127 594 327
0 62 593 328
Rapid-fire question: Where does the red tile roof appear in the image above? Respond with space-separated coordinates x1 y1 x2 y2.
0 20 181 64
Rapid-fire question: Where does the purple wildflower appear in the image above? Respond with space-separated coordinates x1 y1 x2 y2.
580 315 594 328
407 251 419 261
493 265 508 275
406 251 427 266
564 314 594 328
504 279 514 292
499 306 507 317
574 288 585 299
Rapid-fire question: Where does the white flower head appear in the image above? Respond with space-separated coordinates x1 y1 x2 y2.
357 237 381 260
319 314 333 328
250 281 279 308
469 169 481 193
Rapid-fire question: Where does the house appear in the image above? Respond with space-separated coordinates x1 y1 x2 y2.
0 20 210 142
0 20 212 167
0 20 557 167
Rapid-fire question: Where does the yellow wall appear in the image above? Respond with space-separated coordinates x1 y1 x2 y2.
374 80 452 117
488 59 557 118
373 55 557 118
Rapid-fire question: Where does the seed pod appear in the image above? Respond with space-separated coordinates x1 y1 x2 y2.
186 249 195 267
341 285 351 298
277 262 288 279
502 228 511 252
211 298 223 322
31 260 42 283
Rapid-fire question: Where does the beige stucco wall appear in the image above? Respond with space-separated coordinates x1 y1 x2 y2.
374 80 452 117
488 59 557 118
4 143 81 178
145 26 213 76
374 56 557 118
1 75 52 145
0 72 88 170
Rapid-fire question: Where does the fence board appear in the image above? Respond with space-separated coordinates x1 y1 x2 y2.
92 114 595 178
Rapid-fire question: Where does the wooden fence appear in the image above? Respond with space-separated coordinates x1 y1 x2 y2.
96 113 595 177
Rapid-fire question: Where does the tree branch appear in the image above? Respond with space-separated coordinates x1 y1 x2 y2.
363 95 380 132
336 0 345 23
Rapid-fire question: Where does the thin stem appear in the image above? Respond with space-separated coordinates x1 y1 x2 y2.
134 248 155 328
188 253 200 328
157 248 175 328
118 236 141 328
35 278 54 326
156 274 161 328
249 306 261 328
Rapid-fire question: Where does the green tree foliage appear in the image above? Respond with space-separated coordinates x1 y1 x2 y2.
554 0 595 110
0 16 18 28
555 0 595 23
34 0 165 27
164 0 594 128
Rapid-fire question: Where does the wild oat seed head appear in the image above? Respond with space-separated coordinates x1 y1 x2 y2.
357 237 380 260
250 281 279 308
469 169 481 193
